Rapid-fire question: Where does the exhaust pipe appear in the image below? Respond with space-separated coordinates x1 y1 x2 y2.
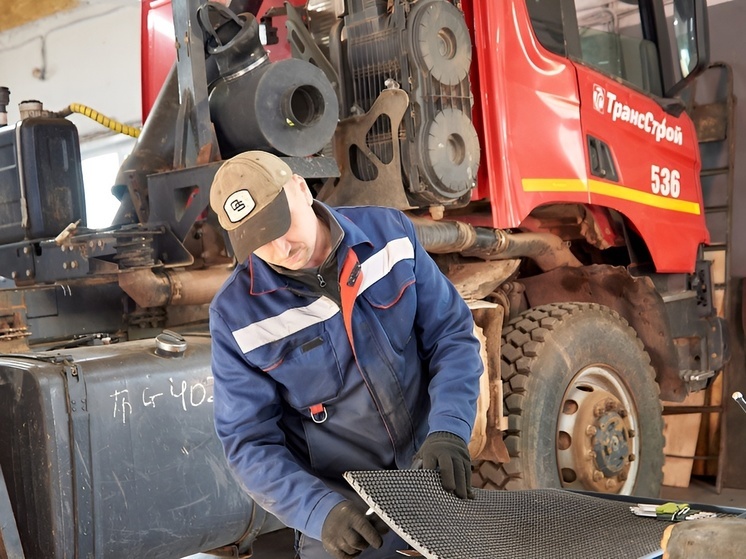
410 217 581 271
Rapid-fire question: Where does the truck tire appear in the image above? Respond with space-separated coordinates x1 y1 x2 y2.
473 302 664 497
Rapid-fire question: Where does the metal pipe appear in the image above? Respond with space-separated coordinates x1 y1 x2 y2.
119 267 232 308
113 64 180 225
410 217 581 271
492 229 582 270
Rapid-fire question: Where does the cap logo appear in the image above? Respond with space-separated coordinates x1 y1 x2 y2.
224 189 256 223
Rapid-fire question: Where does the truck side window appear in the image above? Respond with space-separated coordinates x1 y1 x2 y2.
526 0 566 57
573 1 663 97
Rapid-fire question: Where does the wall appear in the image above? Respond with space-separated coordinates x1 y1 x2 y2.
704 0 746 490
0 0 141 138
0 0 141 227
707 0 746 277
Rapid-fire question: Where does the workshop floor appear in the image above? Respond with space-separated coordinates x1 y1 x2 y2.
185 476 746 559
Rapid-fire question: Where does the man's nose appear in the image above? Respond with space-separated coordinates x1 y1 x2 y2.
270 237 291 257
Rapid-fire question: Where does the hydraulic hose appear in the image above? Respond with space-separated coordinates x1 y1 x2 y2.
56 103 141 138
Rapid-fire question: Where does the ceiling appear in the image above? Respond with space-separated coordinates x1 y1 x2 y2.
0 0 79 33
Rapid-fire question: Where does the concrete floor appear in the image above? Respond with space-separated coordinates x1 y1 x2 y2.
661 476 746 510
185 477 746 559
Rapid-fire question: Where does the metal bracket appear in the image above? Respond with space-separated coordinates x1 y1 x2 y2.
64 361 94 558
172 0 220 169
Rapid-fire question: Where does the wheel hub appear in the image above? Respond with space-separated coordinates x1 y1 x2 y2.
557 369 638 494
592 407 630 476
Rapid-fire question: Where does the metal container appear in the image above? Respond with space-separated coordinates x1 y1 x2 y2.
0 117 86 244
0 334 277 558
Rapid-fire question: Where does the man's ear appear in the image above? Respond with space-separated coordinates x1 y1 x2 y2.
293 174 313 205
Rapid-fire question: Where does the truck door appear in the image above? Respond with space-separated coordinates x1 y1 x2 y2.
566 0 710 273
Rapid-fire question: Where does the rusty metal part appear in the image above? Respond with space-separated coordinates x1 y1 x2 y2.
490 230 582 270
521 205 623 251
468 313 490 459
316 89 413 209
436 257 520 301
558 366 637 493
471 304 509 463
520 264 685 401
0 294 30 353
119 267 231 308
114 65 180 225
410 216 581 271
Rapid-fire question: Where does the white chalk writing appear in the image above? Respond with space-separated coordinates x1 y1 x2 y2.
108 377 213 424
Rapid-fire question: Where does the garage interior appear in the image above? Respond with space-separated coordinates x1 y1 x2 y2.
1 1 746 558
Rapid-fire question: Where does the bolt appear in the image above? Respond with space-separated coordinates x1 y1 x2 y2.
23 246 29 254
593 470 604 482
60 245 66 252
25 270 31 277
587 450 597 460
628 454 636 462
619 472 628 481
70 261 78 269
11 271 16 279
605 479 616 489
63 262 68 270
586 425 597 436
628 429 635 438
89 241 95 248
618 409 628 418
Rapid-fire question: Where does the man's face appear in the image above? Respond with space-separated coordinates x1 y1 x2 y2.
252 175 320 270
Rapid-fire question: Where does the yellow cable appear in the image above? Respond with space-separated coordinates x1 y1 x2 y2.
68 103 141 138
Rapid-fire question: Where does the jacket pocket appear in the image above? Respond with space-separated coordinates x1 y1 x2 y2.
361 267 416 354
261 330 344 411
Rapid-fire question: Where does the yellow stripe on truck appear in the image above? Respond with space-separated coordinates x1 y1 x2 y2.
521 178 701 215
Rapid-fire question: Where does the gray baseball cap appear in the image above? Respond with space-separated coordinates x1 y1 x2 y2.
210 151 293 263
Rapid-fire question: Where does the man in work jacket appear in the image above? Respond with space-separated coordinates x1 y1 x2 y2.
209 151 483 559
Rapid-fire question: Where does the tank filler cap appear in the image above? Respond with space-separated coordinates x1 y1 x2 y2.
155 330 187 358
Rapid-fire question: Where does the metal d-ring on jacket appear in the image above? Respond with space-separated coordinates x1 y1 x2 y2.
209 203 484 541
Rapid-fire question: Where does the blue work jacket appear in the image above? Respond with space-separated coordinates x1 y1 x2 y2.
209 204 483 540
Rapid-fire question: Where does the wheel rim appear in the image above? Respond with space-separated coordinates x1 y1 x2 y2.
556 365 640 494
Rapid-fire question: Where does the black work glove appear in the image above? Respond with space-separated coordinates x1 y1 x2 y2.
321 501 389 559
416 431 473 499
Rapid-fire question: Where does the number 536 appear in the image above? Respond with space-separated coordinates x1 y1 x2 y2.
651 165 680 198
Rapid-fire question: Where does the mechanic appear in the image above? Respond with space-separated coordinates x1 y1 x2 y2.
208 151 483 559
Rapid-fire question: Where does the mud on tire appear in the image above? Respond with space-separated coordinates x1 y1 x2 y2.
473 302 664 497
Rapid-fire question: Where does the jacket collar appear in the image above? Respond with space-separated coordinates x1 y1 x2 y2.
247 203 373 295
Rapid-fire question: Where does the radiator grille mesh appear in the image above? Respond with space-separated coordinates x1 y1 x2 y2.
344 469 668 559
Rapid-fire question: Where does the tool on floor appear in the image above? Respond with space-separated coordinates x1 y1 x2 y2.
630 502 718 522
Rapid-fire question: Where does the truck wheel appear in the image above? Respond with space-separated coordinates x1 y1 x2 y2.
474 302 664 496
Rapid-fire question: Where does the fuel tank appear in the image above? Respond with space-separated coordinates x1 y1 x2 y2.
0 333 278 558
